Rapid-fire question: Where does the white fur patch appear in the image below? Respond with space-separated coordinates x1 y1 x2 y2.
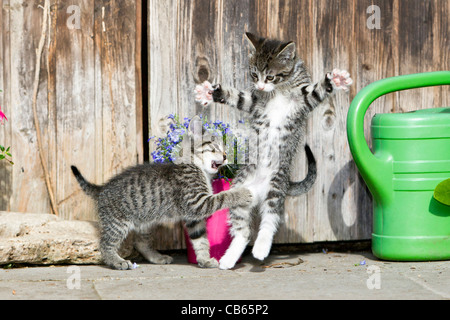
219 234 248 270
264 94 294 128
252 213 280 261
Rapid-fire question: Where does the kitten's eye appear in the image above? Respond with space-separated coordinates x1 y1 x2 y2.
266 75 274 81
251 72 258 79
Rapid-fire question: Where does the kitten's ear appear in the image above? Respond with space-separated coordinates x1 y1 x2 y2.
245 32 263 52
188 115 204 138
276 42 296 61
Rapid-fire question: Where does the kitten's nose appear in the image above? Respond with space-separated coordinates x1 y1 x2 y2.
257 82 265 91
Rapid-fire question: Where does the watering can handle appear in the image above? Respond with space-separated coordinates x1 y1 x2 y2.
347 71 450 203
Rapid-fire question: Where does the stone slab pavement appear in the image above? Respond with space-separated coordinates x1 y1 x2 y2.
1 250 449 300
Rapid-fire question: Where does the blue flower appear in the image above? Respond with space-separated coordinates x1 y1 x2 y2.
150 113 246 179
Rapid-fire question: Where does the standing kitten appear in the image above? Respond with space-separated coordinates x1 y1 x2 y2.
72 116 253 270
195 33 353 270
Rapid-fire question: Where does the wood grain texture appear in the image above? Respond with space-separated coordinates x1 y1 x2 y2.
8 0 51 214
1 0 140 221
1 0 448 249
146 0 449 248
55 0 96 220
0 0 12 210
307 0 358 242
147 0 184 249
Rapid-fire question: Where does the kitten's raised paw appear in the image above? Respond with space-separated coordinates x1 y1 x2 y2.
194 81 214 107
328 69 353 92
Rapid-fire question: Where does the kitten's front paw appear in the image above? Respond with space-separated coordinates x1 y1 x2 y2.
198 257 219 269
328 69 353 92
194 81 214 107
109 259 134 270
153 254 174 265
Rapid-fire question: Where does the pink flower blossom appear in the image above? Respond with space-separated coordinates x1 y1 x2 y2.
0 105 7 125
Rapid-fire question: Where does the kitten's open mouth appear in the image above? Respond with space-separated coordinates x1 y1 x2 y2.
211 161 222 170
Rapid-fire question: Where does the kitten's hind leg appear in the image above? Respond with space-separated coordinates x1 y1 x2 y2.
219 207 252 270
252 211 281 261
252 190 285 261
185 220 218 268
135 231 173 265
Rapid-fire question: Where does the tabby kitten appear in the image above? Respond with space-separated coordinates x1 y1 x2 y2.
195 33 353 270
72 116 253 270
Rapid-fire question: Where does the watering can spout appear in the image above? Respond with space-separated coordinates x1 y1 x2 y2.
347 71 450 205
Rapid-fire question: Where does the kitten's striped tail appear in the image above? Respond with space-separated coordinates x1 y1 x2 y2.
71 166 102 199
287 145 317 197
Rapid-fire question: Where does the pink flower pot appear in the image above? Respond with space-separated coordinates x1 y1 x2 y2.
185 179 233 264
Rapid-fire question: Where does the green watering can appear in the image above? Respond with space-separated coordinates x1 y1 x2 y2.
347 71 450 261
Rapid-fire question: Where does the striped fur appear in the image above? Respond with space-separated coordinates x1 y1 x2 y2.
72 117 253 270
197 33 352 269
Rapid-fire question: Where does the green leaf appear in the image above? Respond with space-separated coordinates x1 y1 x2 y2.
0 145 4 152
0 155 5 160
434 178 450 206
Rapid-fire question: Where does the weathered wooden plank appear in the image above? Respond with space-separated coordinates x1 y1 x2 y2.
355 0 398 153
214 0 252 126
59 0 139 220
148 0 179 142
433 0 450 109
98 0 138 179
179 0 219 121
0 0 13 211
8 0 51 213
148 0 185 249
135 0 144 164
46 0 58 217
309 0 358 242
398 0 435 112
55 0 97 220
